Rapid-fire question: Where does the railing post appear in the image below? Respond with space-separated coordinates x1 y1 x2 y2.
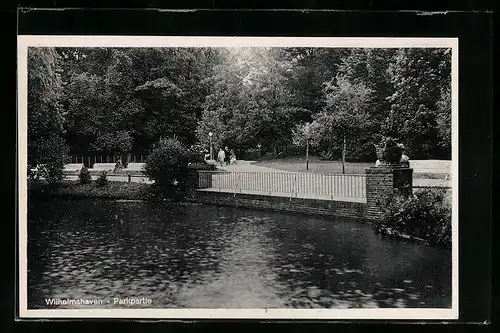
234 173 242 197
289 173 298 202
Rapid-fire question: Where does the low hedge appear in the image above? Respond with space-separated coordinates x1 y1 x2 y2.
28 180 151 200
378 188 452 247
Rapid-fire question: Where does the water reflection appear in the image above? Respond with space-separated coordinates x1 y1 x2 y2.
28 198 451 309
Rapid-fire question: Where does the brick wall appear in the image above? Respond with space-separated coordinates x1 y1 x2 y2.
365 166 413 221
189 191 367 221
192 166 413 223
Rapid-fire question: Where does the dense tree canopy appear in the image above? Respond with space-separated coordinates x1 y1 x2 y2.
59 47 222 156
27 46 452 165
309 75 374 161
383 48 451 159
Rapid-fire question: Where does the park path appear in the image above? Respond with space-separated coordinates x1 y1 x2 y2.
60 160 449 188
208 160 449 201
216 160 292 173
216 160 449 187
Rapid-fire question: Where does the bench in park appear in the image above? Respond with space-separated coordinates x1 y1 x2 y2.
63 163 84 174
122 162 146 174
88 163 118 174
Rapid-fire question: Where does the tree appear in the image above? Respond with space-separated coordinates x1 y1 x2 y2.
28 48 65 157
61 47 222 155
308 76 374 166
281 48 349 121
292 122 314 170
28 47 69 184
92 130 134 157
435 86 452 158
196 47 306 157
383 48 451 159
195 49 242 153
134 48 222 146
62 49 145 155
337 48 395 126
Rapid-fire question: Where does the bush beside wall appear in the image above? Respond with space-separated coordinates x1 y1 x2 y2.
144 138 195 199
380 188 452 246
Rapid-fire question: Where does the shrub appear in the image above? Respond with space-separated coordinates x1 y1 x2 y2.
78 167 92 184
144 138 194 198
96 171 108 187
241 148 261 161
30 134 69 185
382 188 452 246
188 143 208 163
277 144 305 158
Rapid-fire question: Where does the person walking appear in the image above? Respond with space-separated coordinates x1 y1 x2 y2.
230 149 237 165
224 146 231 166
217 148 226 167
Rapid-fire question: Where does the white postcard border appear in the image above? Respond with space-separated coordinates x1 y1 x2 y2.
17 36 459 320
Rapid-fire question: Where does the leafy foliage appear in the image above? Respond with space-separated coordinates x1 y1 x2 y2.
30 134 69 186
28 48 65 141
28 46 451 166
60 47 222 154
292 122 313 147
144 138 195 198
435 86 452 158
96 171 109 187
383 48 451 159
92 130 134 154
382 188 452 246
196 48 306 157
307 76 374 161
281 47 349 119
78 167 92 184
28 48 69 185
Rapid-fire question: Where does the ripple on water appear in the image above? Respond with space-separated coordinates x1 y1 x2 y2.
27 198 452 309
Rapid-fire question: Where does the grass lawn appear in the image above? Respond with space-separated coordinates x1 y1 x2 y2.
255 155 451 181
256 155 371 174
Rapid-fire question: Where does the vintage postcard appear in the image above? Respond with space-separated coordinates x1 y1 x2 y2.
17 36 458 320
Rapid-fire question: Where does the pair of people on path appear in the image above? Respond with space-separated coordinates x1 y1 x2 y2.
217 147 236 166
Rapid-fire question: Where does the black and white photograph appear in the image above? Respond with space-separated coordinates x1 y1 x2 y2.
18 36 458 319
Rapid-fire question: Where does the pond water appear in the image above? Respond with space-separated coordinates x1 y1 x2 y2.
27 197 451 309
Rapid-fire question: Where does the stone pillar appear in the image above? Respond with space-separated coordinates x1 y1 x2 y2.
365 165 413 222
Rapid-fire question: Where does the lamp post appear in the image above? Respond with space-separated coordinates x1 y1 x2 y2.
342 134 346 174
305 138 310 170
208 132 213 160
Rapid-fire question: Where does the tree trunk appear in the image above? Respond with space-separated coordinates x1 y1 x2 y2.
306 139 309 170
342 135 346 174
